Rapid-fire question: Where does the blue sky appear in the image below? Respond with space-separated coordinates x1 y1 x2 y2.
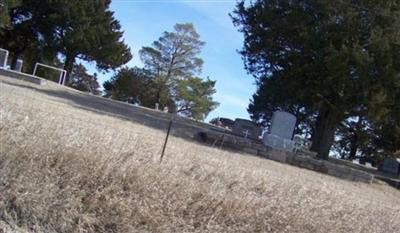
89 0 256 121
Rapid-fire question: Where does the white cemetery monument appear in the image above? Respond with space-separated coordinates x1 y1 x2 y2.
0 48 9 68
14 59 23 72
262 111 297 151
270 111 296 139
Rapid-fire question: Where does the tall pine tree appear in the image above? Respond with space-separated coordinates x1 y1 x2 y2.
137 23 218 119
232 0 400 159
139 23 205 109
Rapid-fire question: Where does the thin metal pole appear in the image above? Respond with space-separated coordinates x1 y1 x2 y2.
62 71 67 85
160 118 173 163
58 71 63 84
33 63 38 76
219 134 225 149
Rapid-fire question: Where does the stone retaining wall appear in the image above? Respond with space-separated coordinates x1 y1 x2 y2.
0 68 45 85
200 130 374 184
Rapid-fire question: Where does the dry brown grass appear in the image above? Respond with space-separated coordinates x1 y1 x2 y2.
1 75 400 233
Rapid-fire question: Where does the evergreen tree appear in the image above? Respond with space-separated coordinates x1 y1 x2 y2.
104 66 219 120
136 23 218 119
0 0 20 29
174 77 219 120
139 23 205 108
103 67 161 107
69 64 101 95
0 0 132 82
232 0 400 159
0 0 49 69
42 0 132 83
333 116 370 160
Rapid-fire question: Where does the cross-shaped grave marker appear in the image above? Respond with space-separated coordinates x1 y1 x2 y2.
242 129 251 139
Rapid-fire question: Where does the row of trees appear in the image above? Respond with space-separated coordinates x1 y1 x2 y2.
232 0 400 163
2 0 397 162
1 1 218 120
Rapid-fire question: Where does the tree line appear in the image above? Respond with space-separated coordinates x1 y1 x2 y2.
3 0 398 163
0 1 218 120
232 0 400 163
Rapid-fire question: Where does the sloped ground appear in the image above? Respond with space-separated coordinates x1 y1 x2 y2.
1 75 399 233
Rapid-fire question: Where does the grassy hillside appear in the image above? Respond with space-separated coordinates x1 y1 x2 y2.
1 75 400 233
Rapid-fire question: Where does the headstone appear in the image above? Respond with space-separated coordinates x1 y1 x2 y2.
365 162 373 168
352 159 360 165
270 111 296 140
262 111 296 151
263 134 295 152
0 48 8 68
378 158 400 175
210 117 234 129
263 134 283 149
232 118 261 140
14 59 23 72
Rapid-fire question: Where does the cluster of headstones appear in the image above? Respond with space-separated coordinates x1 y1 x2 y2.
232 111 400 176
0 47 68 85
0 48 23 72
231 111 303 152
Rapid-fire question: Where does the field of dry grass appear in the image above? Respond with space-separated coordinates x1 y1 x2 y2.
1 75 400 233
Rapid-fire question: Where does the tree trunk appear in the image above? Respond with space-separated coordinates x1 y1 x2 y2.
156 86 162 108
348 136 358 160
63 52 76 85
311 105 340 159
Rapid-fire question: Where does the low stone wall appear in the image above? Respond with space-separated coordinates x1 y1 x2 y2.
287 154 374 183
199 130 375 184
375 176 400 189
0 68 45 85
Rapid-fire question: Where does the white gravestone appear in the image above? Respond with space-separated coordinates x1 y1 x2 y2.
270 111 296 140
14 59 23 72
262 111 296 151
263 134 295 151
0 48 8 68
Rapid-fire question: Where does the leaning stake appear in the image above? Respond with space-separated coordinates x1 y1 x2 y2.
160 118 173 163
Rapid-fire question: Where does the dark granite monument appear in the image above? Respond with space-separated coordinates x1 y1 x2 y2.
232 118 261 140
378 158 400 176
